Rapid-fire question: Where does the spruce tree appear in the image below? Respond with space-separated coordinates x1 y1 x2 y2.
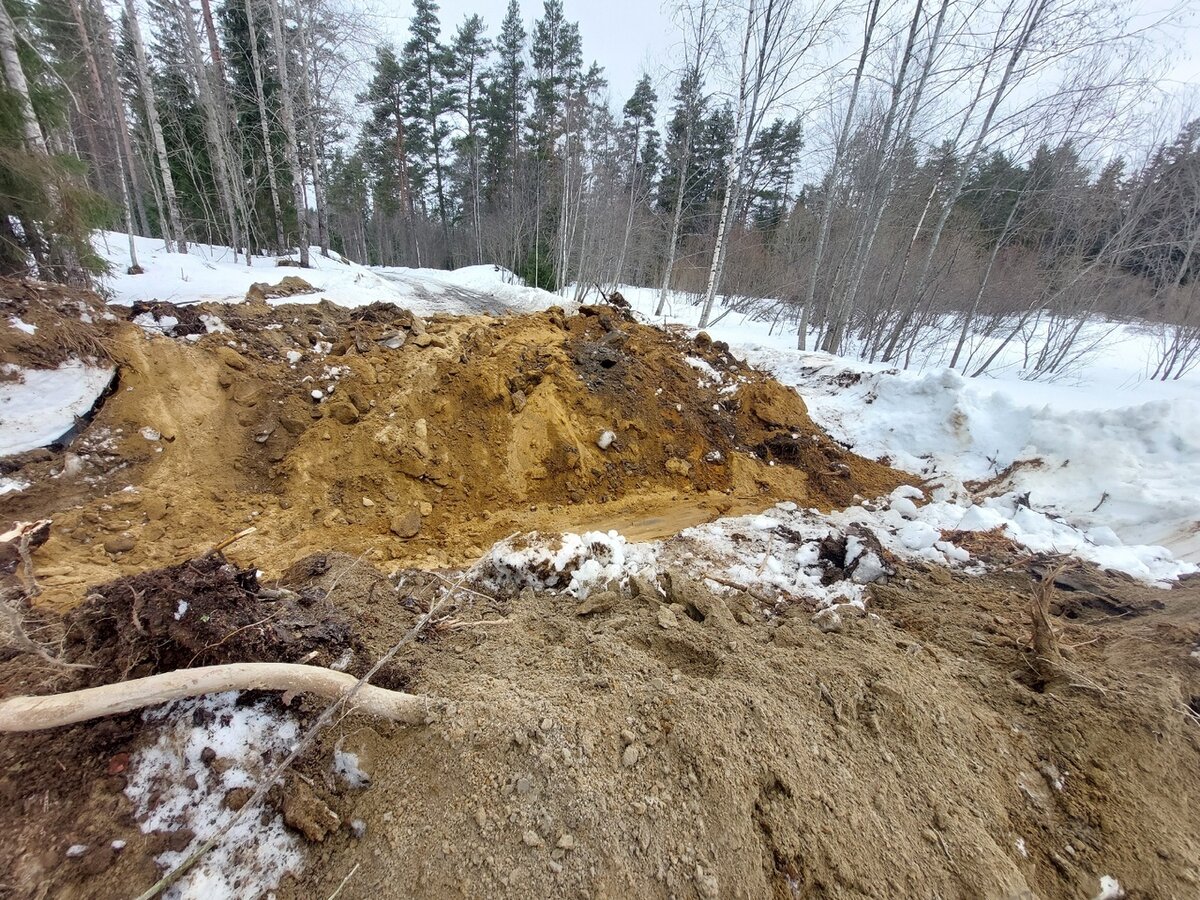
479 0 523 206
401 0 453 261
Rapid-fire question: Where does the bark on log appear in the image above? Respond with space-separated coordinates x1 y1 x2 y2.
0 662 436 732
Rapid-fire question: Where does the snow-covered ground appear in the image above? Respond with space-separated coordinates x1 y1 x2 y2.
96 232 559 316
0 362 114 457
125 693 302 900
616 285 1200 572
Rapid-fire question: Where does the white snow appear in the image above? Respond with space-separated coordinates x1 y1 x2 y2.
333 749 370 788
0 476 29 495
481 530 657 598
124 692 302 900
97 232 562 317
375 263 562 315
0 362 114 457
1094 875 1125 899
614 284 1200 576
9 316 36 335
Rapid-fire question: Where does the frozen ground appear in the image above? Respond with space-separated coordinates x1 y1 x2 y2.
124 693 302 900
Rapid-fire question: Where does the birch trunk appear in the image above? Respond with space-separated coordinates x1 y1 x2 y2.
177 0 241 260
697 0 758 329
0 0 85 282
267 0 310 266
123 0 185 253
821 0 928 354
880 0 1051 362
91 0 152 238
297 12 329 256
796 0 881 348
244 0 286 252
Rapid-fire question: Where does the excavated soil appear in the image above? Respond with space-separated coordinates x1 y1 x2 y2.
1 297 904 611
0 553 1197 899
1 284 1198 900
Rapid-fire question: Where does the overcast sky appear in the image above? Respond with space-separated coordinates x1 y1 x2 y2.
374 0 690 102
368 0 1199 108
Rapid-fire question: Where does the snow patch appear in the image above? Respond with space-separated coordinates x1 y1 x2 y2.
480 530 657 598
124 693 302 900
0 362 114 457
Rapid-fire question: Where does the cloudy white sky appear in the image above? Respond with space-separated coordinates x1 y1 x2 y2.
370 0 1199 108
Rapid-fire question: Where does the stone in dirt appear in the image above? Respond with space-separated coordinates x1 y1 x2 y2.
328 402 359 425
102 533 136 555
576 590 618 616
665 457 691 476
281 779 340 842
390 510 422 539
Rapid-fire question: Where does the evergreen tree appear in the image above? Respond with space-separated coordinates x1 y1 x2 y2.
448 13 488 259
527 0 580 159
359 43 415 262
479 0 523 205
742 116 801 229
0 0 106 281
401 0 453 259
620 74 658 188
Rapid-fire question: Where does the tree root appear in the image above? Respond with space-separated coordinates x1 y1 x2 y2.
0 661 439 732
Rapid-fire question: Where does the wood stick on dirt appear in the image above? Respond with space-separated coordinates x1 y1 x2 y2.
207 525 257 555
131 565 473 900
0 661 435 732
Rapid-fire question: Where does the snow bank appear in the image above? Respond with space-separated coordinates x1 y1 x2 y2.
753 354 1200 565
0 362 114 457
376 263 562 314
613 283 1200 570
98 231 411 311
125 692 302 900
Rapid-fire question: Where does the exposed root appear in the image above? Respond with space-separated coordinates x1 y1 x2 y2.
0 661 440 732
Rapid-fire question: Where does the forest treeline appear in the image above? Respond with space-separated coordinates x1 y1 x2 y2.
0 0 1197 378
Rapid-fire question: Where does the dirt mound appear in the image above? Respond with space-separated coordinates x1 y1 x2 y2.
2 554 1196 899
0 276 115 376
3 297 907 609
65 552 361 679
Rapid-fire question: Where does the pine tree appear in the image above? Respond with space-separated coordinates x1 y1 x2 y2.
448 13 488 262
479 0 523 211
614 73 657 283
527 0 580 158
0 0 105 281
359 43 415 264
402 0 453 262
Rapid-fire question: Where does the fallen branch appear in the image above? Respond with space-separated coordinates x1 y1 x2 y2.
0 661 438 732
132 563 474 899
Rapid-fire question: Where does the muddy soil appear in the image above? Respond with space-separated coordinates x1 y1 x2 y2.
0 553 1197 899
1 298 904 611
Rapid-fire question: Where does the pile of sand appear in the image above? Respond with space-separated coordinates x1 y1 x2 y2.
2 294 904 610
